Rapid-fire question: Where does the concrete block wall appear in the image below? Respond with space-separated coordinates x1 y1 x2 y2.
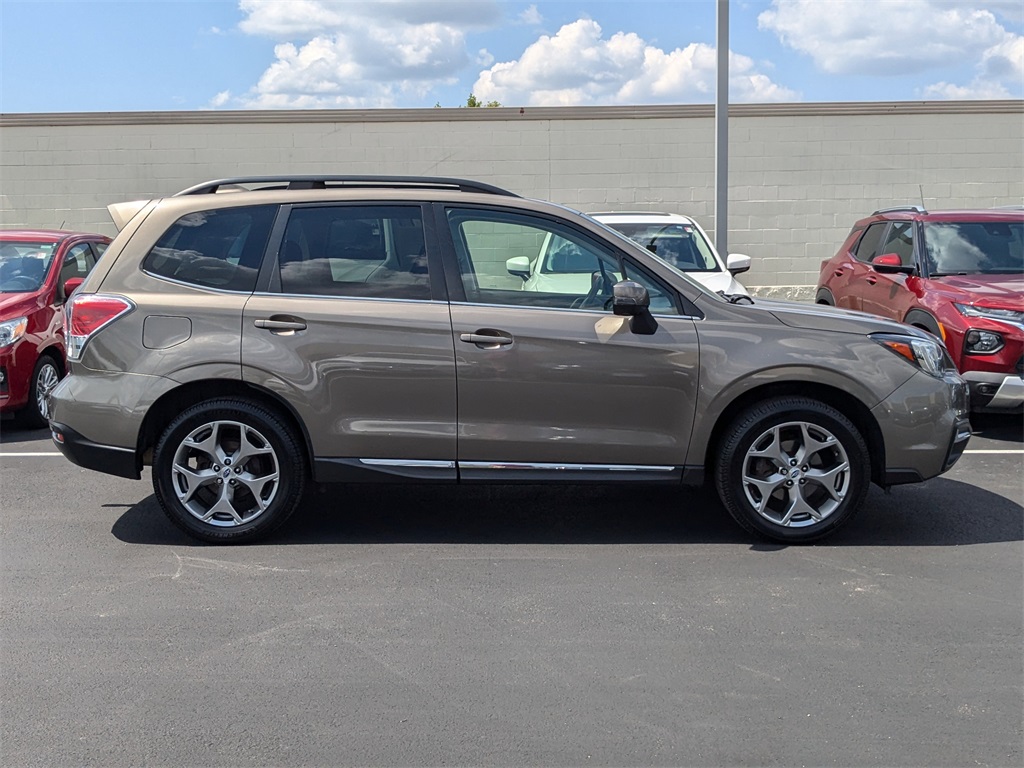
1 102 1021 300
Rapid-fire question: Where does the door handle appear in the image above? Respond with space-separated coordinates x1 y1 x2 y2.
865 276 878 285
254 317 307 332
460 331 513 347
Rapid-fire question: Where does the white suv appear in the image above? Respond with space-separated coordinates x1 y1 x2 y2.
591 212 752 296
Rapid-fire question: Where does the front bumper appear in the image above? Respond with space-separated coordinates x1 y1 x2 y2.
962 370 1024 411
49 421 140 479
874 370 971 485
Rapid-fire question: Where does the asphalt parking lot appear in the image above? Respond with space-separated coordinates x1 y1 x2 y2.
1 414 1021 767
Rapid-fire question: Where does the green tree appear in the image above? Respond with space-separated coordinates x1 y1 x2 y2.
465 93 501 108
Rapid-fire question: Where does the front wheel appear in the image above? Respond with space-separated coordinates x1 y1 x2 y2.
152 399 306 544
18 354 62 429
714 397 870 544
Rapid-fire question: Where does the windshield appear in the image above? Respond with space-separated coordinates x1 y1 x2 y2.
0 242 58 293
923 221 1023 276
603 222 721 273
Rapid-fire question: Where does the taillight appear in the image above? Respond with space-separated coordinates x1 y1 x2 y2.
65 294 134 361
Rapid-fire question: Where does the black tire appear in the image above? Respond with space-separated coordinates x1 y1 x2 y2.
18 354 62 429
714 397 870 544
152 398 306 544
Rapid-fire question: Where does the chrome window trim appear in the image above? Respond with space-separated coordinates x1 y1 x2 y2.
252 291 443 304
139 269 258 294
450 300 697 320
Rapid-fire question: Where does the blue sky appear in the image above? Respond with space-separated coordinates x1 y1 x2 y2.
1 0 1022 112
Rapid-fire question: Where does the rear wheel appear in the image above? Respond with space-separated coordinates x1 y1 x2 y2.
714 397 870 543
152 399 306 543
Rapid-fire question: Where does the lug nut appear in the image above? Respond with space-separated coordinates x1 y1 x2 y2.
225 458 231 466
786 480 793 487
790 459 797 466
213 465 220 472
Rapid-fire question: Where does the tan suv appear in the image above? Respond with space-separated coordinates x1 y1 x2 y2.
49 176 971 544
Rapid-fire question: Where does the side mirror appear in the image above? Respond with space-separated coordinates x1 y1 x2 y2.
61 277 85 302
612 280 657 335
726 253 751 275
506 256 531 280
871 253 915 275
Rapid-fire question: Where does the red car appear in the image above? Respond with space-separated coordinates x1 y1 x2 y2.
817 207 1023 411
1 229 110 427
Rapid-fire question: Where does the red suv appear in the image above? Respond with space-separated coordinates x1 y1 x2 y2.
1 229 110 427
817 207 1023 411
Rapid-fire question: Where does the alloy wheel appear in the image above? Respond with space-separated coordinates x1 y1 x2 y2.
740 420 851 528
170 419 281 527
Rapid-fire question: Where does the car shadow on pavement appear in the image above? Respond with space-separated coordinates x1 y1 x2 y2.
971 412 1024 443
111 477 1022 548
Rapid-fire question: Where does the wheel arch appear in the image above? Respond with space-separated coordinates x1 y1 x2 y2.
815 287 835 305
35 343 66 377
702 381 886 486
903 308 942 338
136 379 313 472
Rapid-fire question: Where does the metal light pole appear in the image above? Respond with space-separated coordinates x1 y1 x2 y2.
715 0 729 258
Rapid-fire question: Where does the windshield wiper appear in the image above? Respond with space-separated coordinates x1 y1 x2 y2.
717 290 754 304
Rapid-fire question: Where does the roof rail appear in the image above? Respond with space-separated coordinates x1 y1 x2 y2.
872 205 927 215
173 176 518 197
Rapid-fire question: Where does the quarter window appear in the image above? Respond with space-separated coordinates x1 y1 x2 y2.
277 206 430 300
142 205 275 292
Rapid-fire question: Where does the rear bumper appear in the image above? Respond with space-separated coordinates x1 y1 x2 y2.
49 421 140 479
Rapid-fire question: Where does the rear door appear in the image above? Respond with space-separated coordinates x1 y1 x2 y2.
437 205 700 479
242 203 458 481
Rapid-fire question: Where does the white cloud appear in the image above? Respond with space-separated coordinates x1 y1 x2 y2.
232 0 502 108
209 90 232 108
759 0 1022 100
759 1 1013 74
520 4 542 26
473 19 798 106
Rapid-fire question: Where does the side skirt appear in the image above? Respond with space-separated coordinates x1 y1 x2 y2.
314 458 705 485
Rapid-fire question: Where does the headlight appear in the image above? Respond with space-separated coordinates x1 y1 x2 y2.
871 333 954 378
0 316 28 348
963 329 1004 354
954 303 1024 326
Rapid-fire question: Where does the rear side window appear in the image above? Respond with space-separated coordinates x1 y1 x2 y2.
142 205 276 292
277 205 430 301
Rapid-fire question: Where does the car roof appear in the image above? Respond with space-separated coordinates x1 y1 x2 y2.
0 229 107 242
863 207 1024 224
589 211 698 225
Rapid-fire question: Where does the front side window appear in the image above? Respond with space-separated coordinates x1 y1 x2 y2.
0 241 57 293
277 205 430 300
142 205 275 292
853 223 887 262
446 208 679 314
924 220 1023 275
59 243 96 287
879 222 914 265
605 222 720 272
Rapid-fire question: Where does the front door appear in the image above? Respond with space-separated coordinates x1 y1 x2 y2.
439 206 700 479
